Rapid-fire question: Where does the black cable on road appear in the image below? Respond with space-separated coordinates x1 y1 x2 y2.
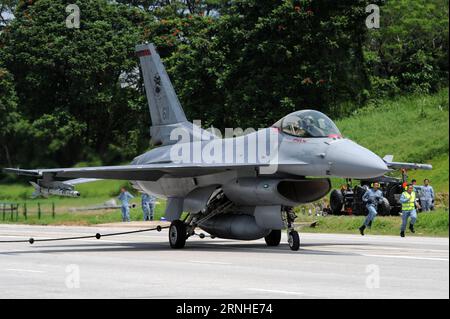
0 225 169 244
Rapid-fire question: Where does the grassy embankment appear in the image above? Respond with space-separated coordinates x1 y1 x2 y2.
0 90 448 235
334 88 449 194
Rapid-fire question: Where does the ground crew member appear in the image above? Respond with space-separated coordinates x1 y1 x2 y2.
118 187 134 222
142 193 156 221
400 184 420 237
419 179 435 212
359 182 384 236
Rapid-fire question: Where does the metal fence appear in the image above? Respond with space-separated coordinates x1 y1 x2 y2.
0 202 56 221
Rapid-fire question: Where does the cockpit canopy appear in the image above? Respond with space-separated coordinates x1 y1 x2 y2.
274 110 341 138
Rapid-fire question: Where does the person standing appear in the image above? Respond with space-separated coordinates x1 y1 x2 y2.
419 179 435 212
359 182 384 236
142 193 157 221
141 193 150 221
400 184 420 237
118 187 134 222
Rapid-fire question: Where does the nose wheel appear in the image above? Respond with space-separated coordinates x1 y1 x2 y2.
288 231 300 251
286 209 300 251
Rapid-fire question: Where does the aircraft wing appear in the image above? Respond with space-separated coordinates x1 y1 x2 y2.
64 178 102 185
4 162 305 182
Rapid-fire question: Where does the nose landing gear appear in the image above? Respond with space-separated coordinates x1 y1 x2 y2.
288 230 300 251
286 209 300 251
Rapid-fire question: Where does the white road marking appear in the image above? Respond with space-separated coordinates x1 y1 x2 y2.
247 288 304 296
5 268 45 273
362 254 449 262
0 235 26 238
349 245 449 254
189 260 232 265
76 238 135 244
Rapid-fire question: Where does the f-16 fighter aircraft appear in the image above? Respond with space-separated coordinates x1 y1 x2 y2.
4 43 432 251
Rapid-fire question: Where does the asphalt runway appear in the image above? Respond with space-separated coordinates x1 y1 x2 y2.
0 224 448 299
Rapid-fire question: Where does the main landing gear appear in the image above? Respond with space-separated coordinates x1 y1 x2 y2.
169 220 187 249
169 206 301 251
264 230 282 246
168 191 233 249
168 219 207 249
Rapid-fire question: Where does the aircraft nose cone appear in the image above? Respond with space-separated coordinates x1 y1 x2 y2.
326 140 389 179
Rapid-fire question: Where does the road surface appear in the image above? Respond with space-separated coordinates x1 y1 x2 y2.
0 223 448 299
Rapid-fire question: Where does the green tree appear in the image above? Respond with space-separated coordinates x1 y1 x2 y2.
0 65 19 168
116 0 229 16
1 0 447 172
165 0 372 129
0 0 152 167
365 0 449 95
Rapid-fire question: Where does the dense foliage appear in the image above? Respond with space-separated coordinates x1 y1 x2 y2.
0 0 448 171
166 0 371 128
0 65 19 168
364 0 449 96
1 0 152 167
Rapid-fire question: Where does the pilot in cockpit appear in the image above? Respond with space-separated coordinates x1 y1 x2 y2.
303 116 325 137
276 109 341 139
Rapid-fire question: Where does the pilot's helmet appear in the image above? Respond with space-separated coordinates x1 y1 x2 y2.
303 116 315 128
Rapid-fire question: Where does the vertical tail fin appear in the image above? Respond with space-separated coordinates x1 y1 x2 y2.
136 43 187 126
136 43 216 145
136 43 189 145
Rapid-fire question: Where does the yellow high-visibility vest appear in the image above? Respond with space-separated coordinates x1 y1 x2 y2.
402 191 416 211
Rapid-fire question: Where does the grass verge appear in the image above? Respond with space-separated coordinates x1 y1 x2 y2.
0 201 166 226
297 209 449 237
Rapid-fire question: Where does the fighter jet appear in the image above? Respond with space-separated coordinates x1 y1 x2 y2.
4 43 431 251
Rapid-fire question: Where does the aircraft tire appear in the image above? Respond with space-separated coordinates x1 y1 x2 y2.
386 183 403 215
264 230 282 247
377 197 391 216
288 231 300 251
330 189 344 215
169 220 187 249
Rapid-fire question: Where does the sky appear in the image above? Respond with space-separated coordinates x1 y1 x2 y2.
1 11 14 25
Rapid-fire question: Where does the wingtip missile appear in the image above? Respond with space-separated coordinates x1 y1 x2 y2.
29 181 81 198
385 161 433 171
382 155 432 171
